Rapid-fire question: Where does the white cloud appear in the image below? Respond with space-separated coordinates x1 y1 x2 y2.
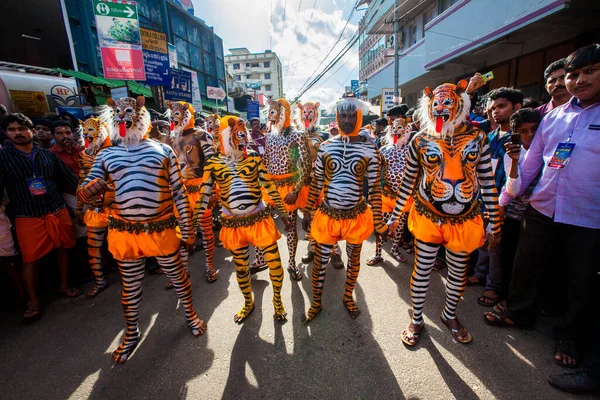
194 0 361 110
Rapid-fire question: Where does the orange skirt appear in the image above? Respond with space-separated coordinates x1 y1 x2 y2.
311 206 374 245
382 194 397 213
220 215 281 250
107 215 182 261
262 180 309 212
15 207 75 263
185 177 212 218
83 208 110 229
407 204 484 254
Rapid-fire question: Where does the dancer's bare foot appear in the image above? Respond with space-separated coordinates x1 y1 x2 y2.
234 303 255 323
344 300 361 319
303 305 322 324
190 320 207 337
87 281 109 298
274 309 287 322
112 330 141 364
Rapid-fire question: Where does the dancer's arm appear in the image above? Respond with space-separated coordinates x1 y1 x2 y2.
304 147 325 213
167 147 195 244
368 148 386 233
292 131 312 195
477 136 502 241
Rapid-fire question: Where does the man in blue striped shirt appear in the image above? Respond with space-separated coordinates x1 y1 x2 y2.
0 113 81 320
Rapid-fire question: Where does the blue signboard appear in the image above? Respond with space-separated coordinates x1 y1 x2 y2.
143 50 170 86
164 68 192 102
351 79 359 96
247 100 260 120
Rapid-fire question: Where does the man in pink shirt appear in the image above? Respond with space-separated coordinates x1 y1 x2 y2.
537 59 570 117
485 45 600 382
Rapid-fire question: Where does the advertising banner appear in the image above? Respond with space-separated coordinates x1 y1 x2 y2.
181 67 203 111
164 68 192 102
247 100 260 120
93 0 145 80
140 28 170 86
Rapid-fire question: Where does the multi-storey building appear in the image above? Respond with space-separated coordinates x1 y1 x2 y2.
359 0 600 108
225 48 284 100
62 0 227 108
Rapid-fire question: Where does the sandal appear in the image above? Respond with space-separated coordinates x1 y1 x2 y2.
554 339 582 368
441 315 472 344
401 322 424 347
391 249 408 263
250 262 268 275
288 266 303 281
87 282 110 299
483 310 516 327
205 268 219 283
477 290 499 307
366 255 383 266
24 302 41 321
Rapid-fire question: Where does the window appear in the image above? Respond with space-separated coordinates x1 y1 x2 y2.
440 0 460 13
264 61 270 68
264 73 271 79
235 75 242 81
423 8 436 34
250 73 260 79
264 85 272 91
233 63 240 70
410 23 418 45
246 63 250 67
251 63 259 68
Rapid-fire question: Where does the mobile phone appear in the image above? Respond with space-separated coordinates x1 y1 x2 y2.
482 71 494 83
510 132 521 145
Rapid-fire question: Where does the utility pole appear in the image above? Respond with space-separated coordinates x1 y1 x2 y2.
393 0 400 105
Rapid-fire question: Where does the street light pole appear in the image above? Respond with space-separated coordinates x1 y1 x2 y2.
393 0 400 105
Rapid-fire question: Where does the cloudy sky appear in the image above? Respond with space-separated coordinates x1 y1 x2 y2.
193 0 363 108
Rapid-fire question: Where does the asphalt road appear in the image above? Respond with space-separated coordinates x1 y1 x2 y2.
0 219 593 400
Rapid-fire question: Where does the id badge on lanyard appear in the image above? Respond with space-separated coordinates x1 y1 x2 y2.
25 151 48 196
548 128 576 170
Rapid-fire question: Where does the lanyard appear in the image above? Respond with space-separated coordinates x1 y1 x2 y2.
17 149 36 178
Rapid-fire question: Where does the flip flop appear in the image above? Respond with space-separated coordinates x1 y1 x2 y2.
401 323 424 347
441 315 472 344
366 255 383 266
24 303 41 321
477 293 499 307
554 340 582 369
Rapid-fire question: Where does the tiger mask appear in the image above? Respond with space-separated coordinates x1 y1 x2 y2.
296 101 320 130
102 96 150 146
78 118 110 155
416 80 470 138
415 130 485 216
219 116 248 158
268 98 291 134
167 101 194 137
386 117 411 147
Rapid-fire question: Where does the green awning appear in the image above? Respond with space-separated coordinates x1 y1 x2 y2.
127 81 152 98
55 69 152 98
201 98 227 113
